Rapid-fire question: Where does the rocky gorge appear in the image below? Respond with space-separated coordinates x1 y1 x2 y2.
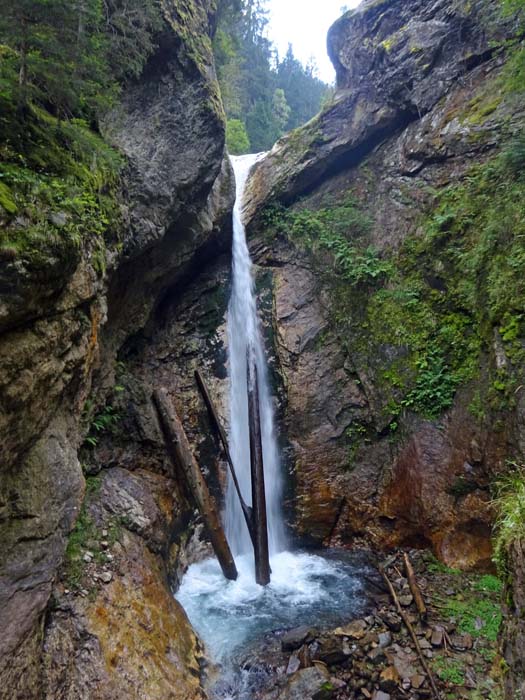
1 0 525 699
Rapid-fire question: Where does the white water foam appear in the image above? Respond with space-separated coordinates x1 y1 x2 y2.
176 550 368 665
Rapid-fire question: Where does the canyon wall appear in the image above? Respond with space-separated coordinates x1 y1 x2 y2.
1 0 525 697
0 2 232 697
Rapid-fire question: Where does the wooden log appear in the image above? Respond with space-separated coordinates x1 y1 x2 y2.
152 388 238 581
379 567 441 700
194 369 256 547
247 349 271 586
403 552 427 620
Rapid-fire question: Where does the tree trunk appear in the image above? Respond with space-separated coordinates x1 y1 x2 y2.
403 552 427 620
194 369 255 547
152 388 238 581
247 348 270 586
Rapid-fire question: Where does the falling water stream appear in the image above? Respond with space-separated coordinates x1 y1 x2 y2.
176 155 372 698
224 153 285 557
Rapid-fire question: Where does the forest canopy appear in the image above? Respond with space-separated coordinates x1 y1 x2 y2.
0 0 330 155
214 0 331 154
0 0 162 123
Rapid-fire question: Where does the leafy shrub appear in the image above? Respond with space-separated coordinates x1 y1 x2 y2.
84 404 121 448
432 656 465 685
226 118 251 155
500 134 525 175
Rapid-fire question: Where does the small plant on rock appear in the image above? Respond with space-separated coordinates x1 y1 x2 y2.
493 464 525 572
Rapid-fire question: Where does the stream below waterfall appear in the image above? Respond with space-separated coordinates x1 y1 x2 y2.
176 154 374 698
177 549 375 699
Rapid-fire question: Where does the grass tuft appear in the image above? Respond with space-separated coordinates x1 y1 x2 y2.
493 464 525 572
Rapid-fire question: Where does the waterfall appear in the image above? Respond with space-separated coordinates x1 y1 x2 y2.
225 153 286 559
175 155 370 677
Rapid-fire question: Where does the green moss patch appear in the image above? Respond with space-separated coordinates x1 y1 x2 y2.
0 106 123 269
63 476 122 590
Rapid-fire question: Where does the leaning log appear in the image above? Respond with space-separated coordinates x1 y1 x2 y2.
403 552 427 620
194 369 255 547
152 388 238 581
247 350 271 586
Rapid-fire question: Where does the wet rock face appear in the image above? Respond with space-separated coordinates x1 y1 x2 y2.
241 0 521 564
252 237 499 563
243 0 509 225
0 1 233 696
328 0 500 104
378 413 494 570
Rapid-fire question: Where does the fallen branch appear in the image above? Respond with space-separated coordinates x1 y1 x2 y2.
404 552 427 620
153 388 238 581
379 566 441 700
194 369 255 547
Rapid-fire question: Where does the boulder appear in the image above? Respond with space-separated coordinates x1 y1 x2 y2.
278 666 333 700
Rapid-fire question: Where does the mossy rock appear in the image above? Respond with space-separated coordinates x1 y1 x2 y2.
0 182 17 215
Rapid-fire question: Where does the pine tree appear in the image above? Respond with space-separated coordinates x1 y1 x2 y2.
0 0 163 120
213 0 329 153
102 0 163 81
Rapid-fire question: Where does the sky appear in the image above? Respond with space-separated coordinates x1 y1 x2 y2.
267 0 361 84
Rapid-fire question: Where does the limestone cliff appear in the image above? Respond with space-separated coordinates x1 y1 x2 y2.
0 1 233 698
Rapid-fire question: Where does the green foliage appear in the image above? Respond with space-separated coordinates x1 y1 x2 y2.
270 134 525 425
84 403 120 448
442 596 502 642
64 476 102 589
426 554 462 575
493 465 525 572
214 1 329 151
226 118 251 154
64 478 123 590
399 349 460 418
0 109 123 264
266 196 388 288
0 181 17 214
474 575 504 594
0 0 162 123
345 422 369 468
0 0 162 263
501 43 525 95
433 569 503 646
432 656 466 686
498 0 525 98
318 235 393 285
102 0 163 82
500 133 525 174
502 0 525 16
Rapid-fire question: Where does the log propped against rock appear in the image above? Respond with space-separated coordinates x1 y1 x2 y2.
152 388 238 581
247 347 271 586
194 369 256 547
403 552 427 620
196 355 271 586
